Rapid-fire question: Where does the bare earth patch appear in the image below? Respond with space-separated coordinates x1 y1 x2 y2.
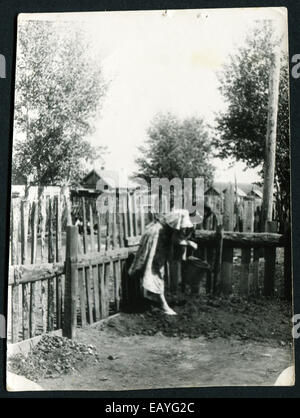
34 294 293 390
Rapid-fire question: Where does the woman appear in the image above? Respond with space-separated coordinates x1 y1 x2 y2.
128 209 195 315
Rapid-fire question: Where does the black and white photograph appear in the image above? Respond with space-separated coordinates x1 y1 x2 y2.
6 7 294 391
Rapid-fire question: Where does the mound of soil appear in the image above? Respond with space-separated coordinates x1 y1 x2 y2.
8 334 100 381
100 293 292 345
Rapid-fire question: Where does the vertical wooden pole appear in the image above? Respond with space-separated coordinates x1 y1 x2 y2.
240 198 254 296
220 184 234 295
252 207 261 295
261 42 281 231
63 226 78 339
264 221 277 297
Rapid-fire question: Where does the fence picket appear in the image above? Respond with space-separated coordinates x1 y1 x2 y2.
22 283 30 340
92 265 100 321
220 185 234 295
39 191 47 263
21 200 29 265
11 198 20 265
89 204 95 252
11 284 20 343
78 268 87 326
240 199 254 296
31 200 38 264
82 197 88 253
97 212 102 252
56 195 63 262
48 198 54 263
86 266 94 324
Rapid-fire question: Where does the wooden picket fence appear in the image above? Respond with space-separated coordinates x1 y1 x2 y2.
195 185 291 298
7 190 145 343
7 185 291 343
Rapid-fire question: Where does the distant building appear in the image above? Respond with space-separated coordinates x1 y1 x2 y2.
204 182 263 214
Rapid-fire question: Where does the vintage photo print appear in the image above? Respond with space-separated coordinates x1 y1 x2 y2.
6 8 294 391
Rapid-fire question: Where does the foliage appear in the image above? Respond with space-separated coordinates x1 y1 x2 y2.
135 112 214 187
214 22 290 223
12 20 108 186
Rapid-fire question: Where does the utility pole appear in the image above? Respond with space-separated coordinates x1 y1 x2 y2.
261 31 281 231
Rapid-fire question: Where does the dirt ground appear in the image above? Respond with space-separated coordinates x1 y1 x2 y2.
35 293 293 391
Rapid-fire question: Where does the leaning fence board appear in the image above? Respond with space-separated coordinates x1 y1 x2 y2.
8 263 65 285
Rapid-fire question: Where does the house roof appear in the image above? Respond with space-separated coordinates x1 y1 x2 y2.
82 169 140 190
205 182 262 197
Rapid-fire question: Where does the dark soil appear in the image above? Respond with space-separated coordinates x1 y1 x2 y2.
8 334 100 381
100 293 292 346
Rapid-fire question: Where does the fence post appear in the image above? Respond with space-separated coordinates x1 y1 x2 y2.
240 198 254 296
63 225 78 339
220 184 234 295
263 221 277 297
213 225 224 294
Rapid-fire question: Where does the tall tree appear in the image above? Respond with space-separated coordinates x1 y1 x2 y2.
12 19 108 186
214 22 290 228
135 112 214 186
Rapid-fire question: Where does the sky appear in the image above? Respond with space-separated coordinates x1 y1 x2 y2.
20 8 288 184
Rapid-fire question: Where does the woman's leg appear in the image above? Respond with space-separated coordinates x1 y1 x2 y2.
158 293 177 315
